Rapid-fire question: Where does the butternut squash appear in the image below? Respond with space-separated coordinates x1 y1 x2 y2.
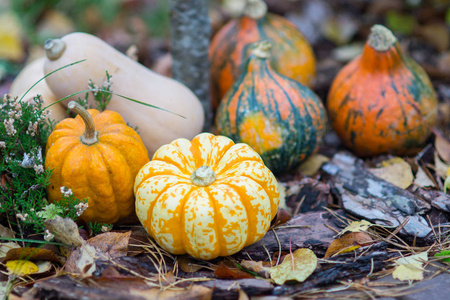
43 32 204 156
9 57 66 123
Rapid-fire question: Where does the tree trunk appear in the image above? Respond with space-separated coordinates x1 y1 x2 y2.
169 0 213 130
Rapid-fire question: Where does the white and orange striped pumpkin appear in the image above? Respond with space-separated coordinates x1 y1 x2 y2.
134 132 279 260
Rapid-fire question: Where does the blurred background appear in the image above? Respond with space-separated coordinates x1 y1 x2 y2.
0 0 448 102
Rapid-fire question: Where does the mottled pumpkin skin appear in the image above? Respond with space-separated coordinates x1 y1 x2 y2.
210 14 315 108
215 52 327 175
134 133 279 260
327 42 438 157
45 109 149 223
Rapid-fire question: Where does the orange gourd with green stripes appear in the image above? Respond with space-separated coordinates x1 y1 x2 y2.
327 25 438 157
134 132 279 260
209 0 315 109
215 41 327 174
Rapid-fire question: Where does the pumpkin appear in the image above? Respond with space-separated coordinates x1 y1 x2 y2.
215 41 327 174
45 101 149 224
9 57 66 123
134 132 279 260
326 25 438 157
43 32 204 157
209 0 316 109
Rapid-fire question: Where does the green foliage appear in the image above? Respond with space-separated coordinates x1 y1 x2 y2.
0 94 87 235
385 11 417 35
89 70 113 111
142 1 170 38
0 94 53 233
434 250 450 263
88 221 113 235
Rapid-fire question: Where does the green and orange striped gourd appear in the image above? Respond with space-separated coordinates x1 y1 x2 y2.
209 0 315 109
327 24 438 157
215 41 327 174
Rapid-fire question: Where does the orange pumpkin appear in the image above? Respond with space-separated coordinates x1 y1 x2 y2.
134 133 279 260
209 0 315 109
327 25 438 157
45 101 149 223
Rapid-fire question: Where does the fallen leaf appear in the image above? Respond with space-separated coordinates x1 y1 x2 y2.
240 260 270 278
35 261 53 274
131 284 213 300
392 252 428 281
6 260 39 276
369 157 414 189
435 135 450 163
435 151 450 178
324 232 373 259
445 169 450 194
298 154 330 176
414 166 435 188
178 255 206 273
214 261 254 279
416 23 449 52
87 231 131 259
65 244 98 276
3 247 60 263
0 224 15 238
340 220 373 235
0 242 21 259
268 248 317 285
44 216 84 247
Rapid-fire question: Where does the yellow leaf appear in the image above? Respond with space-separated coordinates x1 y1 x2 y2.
268 248 317 285
298 154 330 176
340 220 373 235
6 260 39 276
392 252 428 281
369 157 414 189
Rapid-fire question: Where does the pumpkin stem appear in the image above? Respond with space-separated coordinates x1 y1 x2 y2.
244 0 267 20
45 38 66 60
251 41 272 59
68 101 98 145
191 166 216 187
367 25 397 51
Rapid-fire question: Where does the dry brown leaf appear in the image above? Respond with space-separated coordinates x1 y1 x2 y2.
87 231 131 259
64 244 98 276
214 261 254 279
435 135 450 164
131 285 213 300
44 216 84 247
435 151 450 178
3 247 60 263
240 260 270 278
369 157 414 189
268 248 317 285
324 232 373 259
0 224 15 238
178 255 206 273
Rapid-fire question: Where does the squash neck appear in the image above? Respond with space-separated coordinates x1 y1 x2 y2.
360 24 403 71
191 166 216 186
360 42 403 71
68 101 99 145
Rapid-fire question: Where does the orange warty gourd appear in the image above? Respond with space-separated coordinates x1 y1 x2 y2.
45 101 149 224
327 25 438 157
134 133 279 260
209 0 315 108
